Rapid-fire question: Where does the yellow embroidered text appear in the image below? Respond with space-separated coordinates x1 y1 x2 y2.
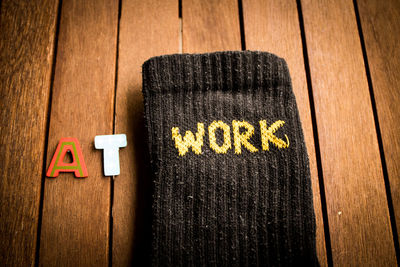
171 123 205 156
259 120 290 150
232 120 258 154
208 121 231 154
171 120 289 156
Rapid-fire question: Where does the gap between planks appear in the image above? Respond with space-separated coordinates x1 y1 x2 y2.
296 0 333 265
35 0 63 266
353 0 400 263
109 0 123 266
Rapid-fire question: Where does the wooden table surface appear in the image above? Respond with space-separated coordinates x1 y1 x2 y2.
1 0 399 266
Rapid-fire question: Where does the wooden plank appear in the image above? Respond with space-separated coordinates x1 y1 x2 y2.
300 0 397 265
242 0 327 265
357 0 400 244
38 0 118 265
182 0 241 52
112 0 179 265
0 1 59 265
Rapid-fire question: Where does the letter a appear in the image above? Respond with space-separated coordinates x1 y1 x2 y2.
46 138 88 178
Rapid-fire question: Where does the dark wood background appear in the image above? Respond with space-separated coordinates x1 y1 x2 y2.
1 0 399 266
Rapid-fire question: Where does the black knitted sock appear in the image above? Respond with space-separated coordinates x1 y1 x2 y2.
142 51 318 266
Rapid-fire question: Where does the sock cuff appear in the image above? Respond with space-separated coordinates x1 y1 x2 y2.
142 51 292 95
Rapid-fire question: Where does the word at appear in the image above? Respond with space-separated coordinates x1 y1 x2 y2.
172 120 289 156
46 134 127 178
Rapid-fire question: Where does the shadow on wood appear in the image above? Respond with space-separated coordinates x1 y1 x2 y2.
126 88 153 266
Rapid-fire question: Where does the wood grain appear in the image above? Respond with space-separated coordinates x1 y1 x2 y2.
357 0 400 244
112 0 179 265
242 0 327 265
301 0 397 265
182 0 241 53
0 1 59 265
38 0 118 265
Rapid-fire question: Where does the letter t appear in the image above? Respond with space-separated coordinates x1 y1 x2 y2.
95 134 127 176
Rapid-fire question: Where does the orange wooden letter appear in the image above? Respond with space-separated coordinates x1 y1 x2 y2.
46 137 88 178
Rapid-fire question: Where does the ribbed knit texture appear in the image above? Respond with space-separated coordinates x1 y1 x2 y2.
142 51 318 266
